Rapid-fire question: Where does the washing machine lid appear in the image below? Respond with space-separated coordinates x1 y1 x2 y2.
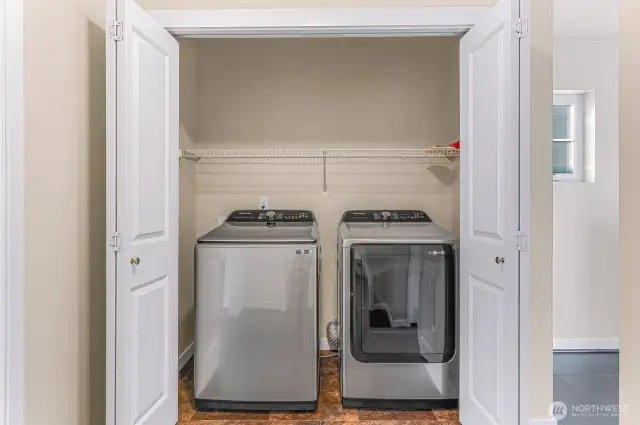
198 210 319 244
339 210 456 246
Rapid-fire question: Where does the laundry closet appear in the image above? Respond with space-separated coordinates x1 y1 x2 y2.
106 3 529 425
177 35 461 350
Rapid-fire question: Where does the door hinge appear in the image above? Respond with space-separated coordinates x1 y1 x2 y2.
516 17 528 38
110 232 121 252
109 21 124 42
517 231 528 251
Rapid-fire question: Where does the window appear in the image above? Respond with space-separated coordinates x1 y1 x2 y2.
553 93 585 182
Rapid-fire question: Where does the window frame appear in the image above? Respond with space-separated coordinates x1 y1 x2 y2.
553 92 585 182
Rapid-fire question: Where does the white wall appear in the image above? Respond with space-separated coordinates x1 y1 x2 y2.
553 40 620 349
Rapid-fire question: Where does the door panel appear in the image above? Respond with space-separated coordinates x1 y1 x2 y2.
469 275 502 422
470 27 505 240
133 34 170 239
132 278 169 422
459 0 520 424
109 1 179 424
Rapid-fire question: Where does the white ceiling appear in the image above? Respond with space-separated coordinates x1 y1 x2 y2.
554 0 619 40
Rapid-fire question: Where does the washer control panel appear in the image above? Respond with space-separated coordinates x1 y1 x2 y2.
341 210 431 223
227 210 315 223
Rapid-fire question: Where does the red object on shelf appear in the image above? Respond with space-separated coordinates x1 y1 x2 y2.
448 141 460 150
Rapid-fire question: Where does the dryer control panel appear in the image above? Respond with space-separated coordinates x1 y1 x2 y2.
341 210 431 223
227 209 315 223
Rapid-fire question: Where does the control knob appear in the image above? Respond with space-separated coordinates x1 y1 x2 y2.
266 211 276 221
381 211 392 221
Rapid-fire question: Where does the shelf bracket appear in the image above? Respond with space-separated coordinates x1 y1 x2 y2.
179 149 200 161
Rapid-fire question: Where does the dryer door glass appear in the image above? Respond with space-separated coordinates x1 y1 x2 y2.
416 245 449 363
350 244 455 364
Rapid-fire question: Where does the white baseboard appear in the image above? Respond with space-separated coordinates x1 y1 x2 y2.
179 341 195 371
530 418 557 425
320 337 330 351
553 338 619 351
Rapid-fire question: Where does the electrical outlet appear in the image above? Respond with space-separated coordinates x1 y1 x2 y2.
259 197 269 210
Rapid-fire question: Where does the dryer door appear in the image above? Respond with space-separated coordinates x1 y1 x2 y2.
349 243 455 364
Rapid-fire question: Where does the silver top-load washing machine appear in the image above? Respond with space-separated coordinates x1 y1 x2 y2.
339 210 458 409
195 209 319 411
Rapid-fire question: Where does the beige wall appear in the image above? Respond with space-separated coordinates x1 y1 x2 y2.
526 0 554 420
189 37 461 341
619 0 640 422
178 39 198 354
24 0 106 424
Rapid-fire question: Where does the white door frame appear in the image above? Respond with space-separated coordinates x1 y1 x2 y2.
518 2 532 424
147 7 487 37
106 3 537 424
0 0 25 424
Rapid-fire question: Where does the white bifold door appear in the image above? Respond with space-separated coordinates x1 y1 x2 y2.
459 0 523 424
107 0 179 424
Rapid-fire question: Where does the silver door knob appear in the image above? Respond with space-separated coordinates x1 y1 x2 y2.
495 257 505 264
130 257 140 265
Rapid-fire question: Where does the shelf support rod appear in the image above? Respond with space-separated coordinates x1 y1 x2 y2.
322 149 328 195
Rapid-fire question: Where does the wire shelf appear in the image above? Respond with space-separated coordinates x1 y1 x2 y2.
180 147 459 194
180 147 459 165
182 148 324 165
326 148 459 164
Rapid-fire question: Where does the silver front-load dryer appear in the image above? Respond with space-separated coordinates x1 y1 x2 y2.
339 210 458 409
195 210 319 411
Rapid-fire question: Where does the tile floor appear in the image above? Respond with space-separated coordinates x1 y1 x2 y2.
178 351 619 424
178 353 460 425
553 352 620 425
